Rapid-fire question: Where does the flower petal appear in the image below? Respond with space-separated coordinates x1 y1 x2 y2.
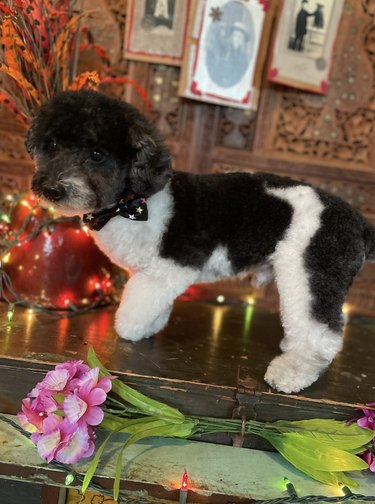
55 425 91 464
84 406 104 426
357 417 370 428
64 394 88 423
78 367 99 390
37 430 61 462
97 376 114 393
88 387 107 407
41 369 70 392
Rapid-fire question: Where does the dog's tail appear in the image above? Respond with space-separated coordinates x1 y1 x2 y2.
364 223 375 262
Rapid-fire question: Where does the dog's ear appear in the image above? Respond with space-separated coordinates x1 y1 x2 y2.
25 125 36 159
128 121 172 196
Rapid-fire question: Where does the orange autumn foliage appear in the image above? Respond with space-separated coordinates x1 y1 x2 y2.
0 0 151 125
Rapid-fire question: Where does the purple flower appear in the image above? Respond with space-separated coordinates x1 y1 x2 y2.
63 368 112 426
32 415 96 464
18 395 58 433
360 447 375 473
357 403 375 431
18 359 112 465
30 360 91 396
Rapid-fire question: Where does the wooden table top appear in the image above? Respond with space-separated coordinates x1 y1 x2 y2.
0 296 374 425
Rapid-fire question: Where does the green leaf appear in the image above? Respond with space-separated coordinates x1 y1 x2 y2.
81 432 113 493
102 414 191 435
114 442 127 501
52 393 67 406
100 412 128 431
286 461 359 488
51 410 65 417
262 432 369 473
112 419 195 501
87 346 184 420
273 419 374 450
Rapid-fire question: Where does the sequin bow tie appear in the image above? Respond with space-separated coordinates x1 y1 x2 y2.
82 195 148 231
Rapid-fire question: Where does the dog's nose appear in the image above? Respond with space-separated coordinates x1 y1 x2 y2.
42 185 66 202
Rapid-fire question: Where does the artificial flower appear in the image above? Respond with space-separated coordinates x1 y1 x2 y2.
33 415 95 464
18 360 111 465
357 402 375 431
18 394 58 432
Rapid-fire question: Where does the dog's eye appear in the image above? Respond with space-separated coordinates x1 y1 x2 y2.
90 150 106 163
46 138 58 153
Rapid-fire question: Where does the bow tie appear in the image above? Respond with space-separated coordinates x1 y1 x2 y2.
82 194 148 231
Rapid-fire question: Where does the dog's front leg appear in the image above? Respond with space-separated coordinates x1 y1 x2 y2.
115 269 197 341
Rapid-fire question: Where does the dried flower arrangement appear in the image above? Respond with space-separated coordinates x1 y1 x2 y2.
0 0 150 125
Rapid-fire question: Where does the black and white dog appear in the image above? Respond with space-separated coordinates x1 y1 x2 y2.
27 90 375 394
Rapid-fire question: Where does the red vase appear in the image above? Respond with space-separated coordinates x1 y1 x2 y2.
3 195 115 309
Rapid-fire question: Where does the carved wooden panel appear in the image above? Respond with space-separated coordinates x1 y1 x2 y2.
216 108 257 150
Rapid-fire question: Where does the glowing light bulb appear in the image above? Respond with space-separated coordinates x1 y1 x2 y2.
21 199 31 208
2 252 11 263
6 304 15 323
181 470 188 491
179 470 188 504
216 295 225 303
245 295 255 305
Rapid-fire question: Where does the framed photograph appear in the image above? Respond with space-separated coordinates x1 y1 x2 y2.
268 0 345 94
125 0 191 66
179 0 271 110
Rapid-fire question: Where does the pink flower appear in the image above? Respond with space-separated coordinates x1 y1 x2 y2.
33 415 95 464
360 447 375 472
18 395 58 433
30 360 90 396
18 359 111 465
357 403 375 431
63 368 112 426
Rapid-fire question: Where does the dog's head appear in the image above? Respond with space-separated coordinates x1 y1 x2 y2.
27 90 172 215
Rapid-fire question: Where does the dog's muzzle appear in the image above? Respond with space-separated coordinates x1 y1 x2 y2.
31 175 66 202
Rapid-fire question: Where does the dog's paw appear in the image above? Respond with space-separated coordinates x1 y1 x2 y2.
264 353 323 394
115 305 172 342
115 319 155 342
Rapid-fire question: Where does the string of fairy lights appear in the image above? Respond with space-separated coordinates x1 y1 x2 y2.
1 414 375 504
0 192 120 322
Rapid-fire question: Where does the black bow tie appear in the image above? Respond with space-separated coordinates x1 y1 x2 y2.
82 195 148 231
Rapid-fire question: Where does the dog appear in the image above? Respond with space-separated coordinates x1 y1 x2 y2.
26 90 375 394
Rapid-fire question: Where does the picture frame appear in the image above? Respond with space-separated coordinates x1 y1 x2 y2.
179 0 272 110
268 0 345 94
124 0 191 66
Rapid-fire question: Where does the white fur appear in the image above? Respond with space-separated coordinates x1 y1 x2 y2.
89 181 343 392
199 246 233 282
264 186 342 393
53 176 94 215
91 184 199 341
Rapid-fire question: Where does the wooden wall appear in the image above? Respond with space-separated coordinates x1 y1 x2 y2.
1 0 375 314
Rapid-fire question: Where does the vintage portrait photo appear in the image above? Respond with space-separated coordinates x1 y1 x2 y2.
125 0 190 66
268 0 344 94
179 0 268 110
288 0 333 59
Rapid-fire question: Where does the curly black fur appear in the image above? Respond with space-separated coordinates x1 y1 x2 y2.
27 90 172 209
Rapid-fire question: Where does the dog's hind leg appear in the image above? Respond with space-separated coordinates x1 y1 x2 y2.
115 266 198 342
263 185 358 393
